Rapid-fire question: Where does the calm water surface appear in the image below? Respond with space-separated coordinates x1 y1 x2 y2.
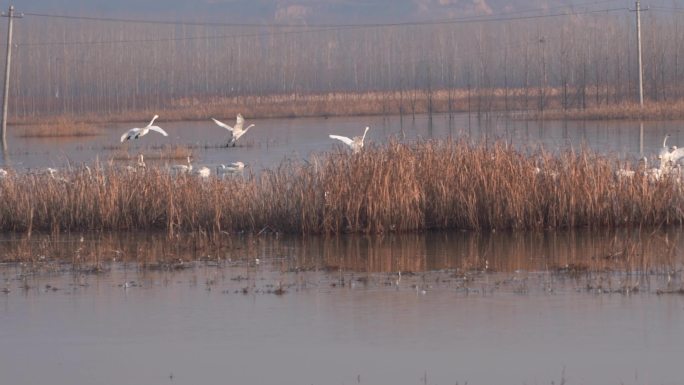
1 230 683 385
2 114 683 170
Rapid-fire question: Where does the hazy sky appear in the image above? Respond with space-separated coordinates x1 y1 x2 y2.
10 0 631 24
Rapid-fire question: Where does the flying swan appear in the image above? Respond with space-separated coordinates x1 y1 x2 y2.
120 115 168 142
211 113 255 147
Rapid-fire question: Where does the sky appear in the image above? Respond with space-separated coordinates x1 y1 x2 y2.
9 0 634 24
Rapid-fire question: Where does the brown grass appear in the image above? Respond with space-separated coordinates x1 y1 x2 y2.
17 118 104 137
15 87 684 125
525 100 684 121
109 144 193 161
1 140 683 235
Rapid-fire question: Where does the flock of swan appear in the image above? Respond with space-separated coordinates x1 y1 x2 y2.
615 134 684 182
0 112 371 180
118 113 370 178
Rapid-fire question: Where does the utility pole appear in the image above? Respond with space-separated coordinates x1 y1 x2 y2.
635 0 644 107
1 5 20 149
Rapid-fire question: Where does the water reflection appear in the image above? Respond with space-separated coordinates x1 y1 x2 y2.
1 230 683 385
1 229 681 275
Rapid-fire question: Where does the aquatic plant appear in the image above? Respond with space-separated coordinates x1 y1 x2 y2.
0 139 683 234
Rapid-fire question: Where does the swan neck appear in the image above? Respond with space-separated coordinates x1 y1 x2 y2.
148 115 159 127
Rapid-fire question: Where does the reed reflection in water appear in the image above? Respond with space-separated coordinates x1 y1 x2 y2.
1 230 683 385
1 229 681 277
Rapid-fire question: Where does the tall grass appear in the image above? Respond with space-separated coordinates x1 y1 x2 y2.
17 88 684 126
1 140 683 234
17 118 104 137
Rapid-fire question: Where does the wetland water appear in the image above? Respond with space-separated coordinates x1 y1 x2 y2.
2 113 684 170
1 230 683 385
2 114 684 384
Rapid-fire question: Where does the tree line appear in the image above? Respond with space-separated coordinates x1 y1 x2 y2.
3 9 683 118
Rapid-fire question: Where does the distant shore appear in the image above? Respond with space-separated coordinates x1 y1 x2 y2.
11 88 684 127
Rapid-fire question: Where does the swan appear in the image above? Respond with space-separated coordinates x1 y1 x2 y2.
669 146 684 167
329 126 370 153
0 168 7 178
211 113 255 147
217 161 245 177
658 134 673 168
194 166 211 178
120 115 168 142
171 156 193 174
126 154 146 172
137 154 146 168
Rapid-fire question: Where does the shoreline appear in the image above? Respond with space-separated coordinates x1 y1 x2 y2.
10 89 684 127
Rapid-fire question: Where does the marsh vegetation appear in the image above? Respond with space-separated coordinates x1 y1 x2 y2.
2 139 684 234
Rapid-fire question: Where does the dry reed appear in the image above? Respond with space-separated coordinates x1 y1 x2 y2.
17 118 104 138
15 88 684 126
109 144 193 161
1 140 683 235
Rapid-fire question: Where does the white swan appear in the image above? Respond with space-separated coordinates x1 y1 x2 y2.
669 146 684 167
329 126 370 153
137 154 146 168
171 156 193 174
194 166 211 178
211 113 255 147
126 154 146 172
658 134 673 168
217 161 245 177
120 115 168 142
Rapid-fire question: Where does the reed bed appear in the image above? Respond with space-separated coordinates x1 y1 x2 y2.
1 140 683 235
17 118 104 138
525 100 684 121
18 87 684 126
108 144 193 161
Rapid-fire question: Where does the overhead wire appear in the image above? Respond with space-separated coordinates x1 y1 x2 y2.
16 7 628 48
20 0 624 28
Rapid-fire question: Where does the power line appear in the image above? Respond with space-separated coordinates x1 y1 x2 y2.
17 7 627 48
21 0 623 28
650 6 684 13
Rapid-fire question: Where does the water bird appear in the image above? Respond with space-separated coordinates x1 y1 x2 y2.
0 168 7 178
171 156 193 174
126 154 146 172
329 126 370 153
658 134 674 169
211 113 255 147
194 166 211 178
668 146 684 167
217 161 245 177
120 115 168 142
137 154 146 168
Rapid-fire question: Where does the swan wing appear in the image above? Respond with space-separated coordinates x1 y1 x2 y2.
233 124 254 140
671 147 684 164
329 135 354 146
121 128 141 142
148 125 168 136
211 118 234 132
